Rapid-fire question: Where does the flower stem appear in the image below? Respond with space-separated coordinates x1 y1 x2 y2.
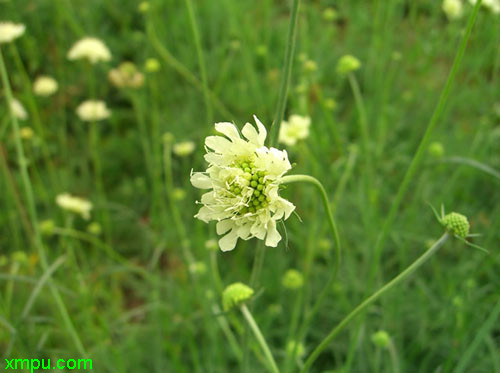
281 174 342 284
185 0 213 124
269 0 301 147
0 47 86 357
300 233 449 373
240 304 280 373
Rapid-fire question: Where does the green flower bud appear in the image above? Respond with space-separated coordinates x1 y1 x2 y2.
322 7 338 22
442 212 470 238
324 98 337 111
428 141 445 158
303 59 318 73
336 55 361 75
286 340 305 358
162 132 175 144
39 219 55 236
138 1 150 13
222 282 254 311
12 251 28 264
371 330 390 348
190 261 207 275
0 255 7 266
145 58 160 73
87 222 102 235
282 269 304 290
172 188 187 201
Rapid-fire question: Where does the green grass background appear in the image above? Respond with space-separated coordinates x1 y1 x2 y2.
1 0 499 372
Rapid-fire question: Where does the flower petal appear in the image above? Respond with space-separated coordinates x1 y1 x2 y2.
219 229 239 252
215 122 240 142
265 220 281 247
190 172 212 189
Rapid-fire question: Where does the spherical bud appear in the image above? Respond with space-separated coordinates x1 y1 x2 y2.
428 141 445 158
336 55 361 75
442 212 470 238
145 58 161 73
173 141 196 157
286 340 305 358
222 282 254 311
87 222 102 235
323 7 338 22
371 330 390 348
39 219 55 236
282 269 304 290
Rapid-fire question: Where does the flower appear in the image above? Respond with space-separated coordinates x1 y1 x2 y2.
442 212 470 238
0 22 25 44
33 75 58 96
56 193 93 220
10 98 28 120
222 282 254 311
336 54 361 75
173 141 196 157
282 269 304 290
278 115 311 146
76 100 111 121
469 0 500 13
67 37 111 64
191 116 295 252
108 62 144 88
442 0 464 20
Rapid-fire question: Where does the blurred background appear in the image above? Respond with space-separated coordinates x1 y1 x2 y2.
0 0 499 372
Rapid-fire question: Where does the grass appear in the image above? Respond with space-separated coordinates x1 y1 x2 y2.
1 0 499 372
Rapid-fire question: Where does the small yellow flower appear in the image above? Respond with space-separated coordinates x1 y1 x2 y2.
336 55 361 75
173 141 196 157
67 37 111 64
33 76 58 97
0 22 25 44
76 100 111 122
56 193 93 220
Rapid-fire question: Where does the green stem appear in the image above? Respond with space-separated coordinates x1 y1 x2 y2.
369 0 482 283
0 47 86 357
269 0 301 147
347 73 370 162
281 175 341 281
240 304 280 373
300 233 449 372
185 0 213 123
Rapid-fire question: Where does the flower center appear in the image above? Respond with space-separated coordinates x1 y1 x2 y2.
228 160 271 214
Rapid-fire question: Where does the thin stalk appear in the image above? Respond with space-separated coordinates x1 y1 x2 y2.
347 73 370 163
269 0 301 147
0 48 86 356
240 304 280 373
369 0 482 283
185 0 213 123
300 233 449 372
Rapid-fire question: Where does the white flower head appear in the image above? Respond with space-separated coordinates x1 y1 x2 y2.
278 115 311 146
67 37 112 64
33 75 58 96
191 116 295 252
443 0 464 19
10 98 28 120
76 100 111 122
469 0 500 13
0 22 25 44
56 193 93 220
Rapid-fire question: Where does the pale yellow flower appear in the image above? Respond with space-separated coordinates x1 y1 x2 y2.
469 0 500 13
278 115 311 146
443 0 464 19
0 22 25 44
10 98 28 121
173 141 196 157
56 193 93 220
67 37 111 64
108 62 144 88
33 76 58 96
76 100 111 122
191 116 295 252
